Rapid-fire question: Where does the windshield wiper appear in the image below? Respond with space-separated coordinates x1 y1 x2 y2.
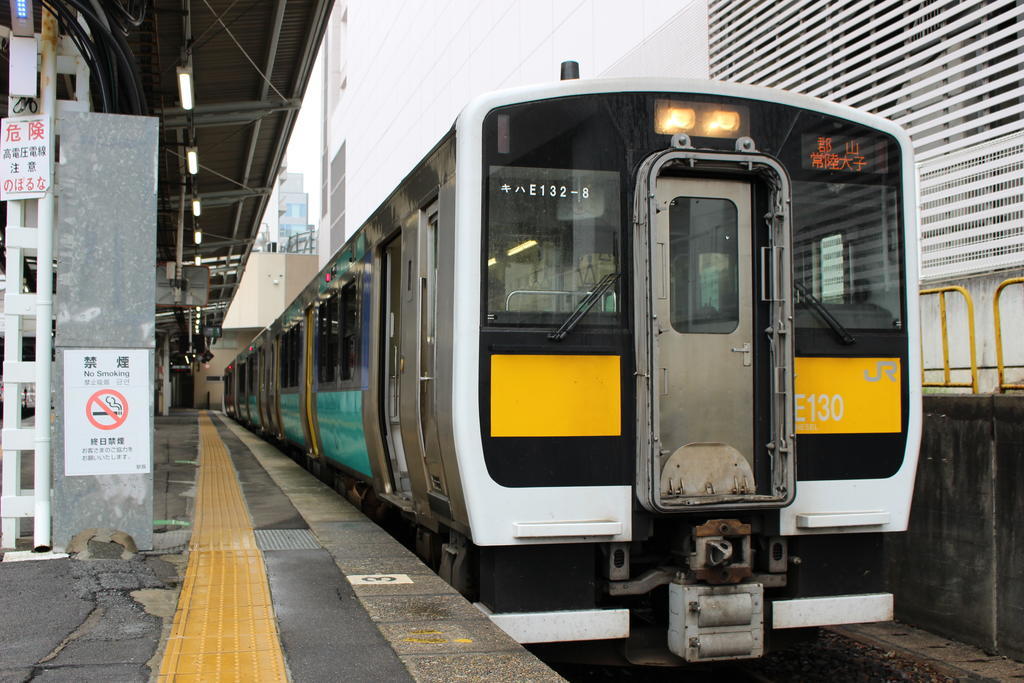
548 272 621 342
794 282 856 345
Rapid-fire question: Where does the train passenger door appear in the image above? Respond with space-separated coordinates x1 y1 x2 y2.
252 351 263 428
258 347 270 429
417 204 447 501
265 346 276 432
301 308 322 458
263 344 274 434
271 336 283 438
382 236 413 497
653 178 755 493
238 360 248 422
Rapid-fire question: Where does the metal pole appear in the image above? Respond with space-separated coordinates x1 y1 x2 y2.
175 182 185 304
33 7 59 551
162 334 171 416
1 201 25 548
993 277 1024 392
938 292 950 386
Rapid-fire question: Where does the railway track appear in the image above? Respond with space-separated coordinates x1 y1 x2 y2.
544 628 959 682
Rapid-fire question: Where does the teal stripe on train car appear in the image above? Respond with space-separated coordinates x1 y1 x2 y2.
316 389 371 477
247 396 261 427
280 392 306 447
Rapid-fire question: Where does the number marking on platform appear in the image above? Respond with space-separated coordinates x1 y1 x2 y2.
348 573 413 585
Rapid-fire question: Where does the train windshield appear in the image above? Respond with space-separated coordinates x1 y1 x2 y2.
790 132 903 334
480 93 905 337
485 165 621 326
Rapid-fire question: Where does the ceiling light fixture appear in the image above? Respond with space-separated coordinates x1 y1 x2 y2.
176 62 195 111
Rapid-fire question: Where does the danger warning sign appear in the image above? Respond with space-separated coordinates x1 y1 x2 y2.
64 349 151 476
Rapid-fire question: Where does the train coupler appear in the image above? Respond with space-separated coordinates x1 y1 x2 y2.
690 518 753 584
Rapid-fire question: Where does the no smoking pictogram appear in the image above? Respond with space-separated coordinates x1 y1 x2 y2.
86 389 129 430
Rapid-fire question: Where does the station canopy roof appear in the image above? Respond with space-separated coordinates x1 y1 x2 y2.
1 0 332 335
153 0 330 328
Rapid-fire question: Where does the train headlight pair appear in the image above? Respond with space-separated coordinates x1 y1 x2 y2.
655 100 747 138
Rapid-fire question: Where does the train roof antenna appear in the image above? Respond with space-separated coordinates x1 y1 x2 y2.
560 60 580 80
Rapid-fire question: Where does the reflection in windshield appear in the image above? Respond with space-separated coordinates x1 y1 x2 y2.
486 166 621 326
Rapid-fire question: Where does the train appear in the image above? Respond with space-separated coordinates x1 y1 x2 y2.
225 77 920 665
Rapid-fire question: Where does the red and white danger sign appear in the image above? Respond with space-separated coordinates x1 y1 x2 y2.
64 350 150 476
0 115 52 201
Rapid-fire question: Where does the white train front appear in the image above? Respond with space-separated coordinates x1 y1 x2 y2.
226 78 921 664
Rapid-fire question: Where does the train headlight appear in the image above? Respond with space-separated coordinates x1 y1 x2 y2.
704 110 742 135
655 103 696 134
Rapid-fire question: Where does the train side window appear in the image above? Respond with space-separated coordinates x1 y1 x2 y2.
340 281 359 381
293 326 300 387
291 330 296 387
279 333 289 388
280 327 292 387
279 326 300 389
318 295 340 383
290 326 301 387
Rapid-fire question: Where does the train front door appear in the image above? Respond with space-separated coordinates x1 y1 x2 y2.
653 178 755 493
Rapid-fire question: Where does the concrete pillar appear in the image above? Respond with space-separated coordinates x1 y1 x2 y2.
52 113 158 552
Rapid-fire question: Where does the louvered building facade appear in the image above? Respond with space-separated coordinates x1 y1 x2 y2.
708 0 1024 391
709 0 1024 282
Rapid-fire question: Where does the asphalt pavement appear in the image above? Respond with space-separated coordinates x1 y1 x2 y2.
1 410 555 682
0 412 195 682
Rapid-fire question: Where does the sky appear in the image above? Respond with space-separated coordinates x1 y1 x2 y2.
282 47 323 224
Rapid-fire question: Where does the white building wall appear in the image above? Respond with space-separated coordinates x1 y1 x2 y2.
221 252 319 331
320 0 710 264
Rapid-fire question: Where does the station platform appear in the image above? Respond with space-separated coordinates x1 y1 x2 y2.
0 410 561 682
4 410 1022 682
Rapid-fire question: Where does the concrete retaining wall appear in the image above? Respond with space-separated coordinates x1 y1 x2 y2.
886 395 1024 660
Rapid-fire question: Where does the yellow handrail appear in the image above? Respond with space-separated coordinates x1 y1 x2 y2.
994 277 1024 392
920 286 978 393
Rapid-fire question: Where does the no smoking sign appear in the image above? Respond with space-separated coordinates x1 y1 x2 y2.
86 389 129 430
64 350 150 476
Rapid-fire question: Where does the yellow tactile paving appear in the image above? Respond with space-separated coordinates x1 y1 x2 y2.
159 412 288 682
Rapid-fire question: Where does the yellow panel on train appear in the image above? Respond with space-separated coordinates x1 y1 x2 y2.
491 354 621 437
794 357 901 434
